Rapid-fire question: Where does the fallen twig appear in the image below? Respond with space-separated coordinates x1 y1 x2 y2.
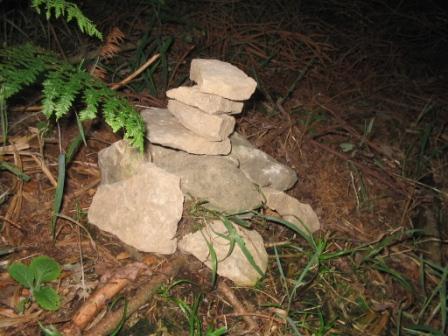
64 255 186 336
62 262 148 335
109 54 160 90
218 281 258 332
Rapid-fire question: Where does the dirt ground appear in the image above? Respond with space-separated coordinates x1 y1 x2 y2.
1 0 447 335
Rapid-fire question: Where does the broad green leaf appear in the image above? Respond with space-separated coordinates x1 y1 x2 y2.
8 262 35 289
30 256 61 286
33 286 60 311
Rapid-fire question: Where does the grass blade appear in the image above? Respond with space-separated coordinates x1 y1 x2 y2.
0 161 31 182
51 153 66 239
201 229 218 287
0 86 7 144
220 216 264 276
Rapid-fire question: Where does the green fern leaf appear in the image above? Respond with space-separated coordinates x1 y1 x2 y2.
31 0 103 40
1 43 145 152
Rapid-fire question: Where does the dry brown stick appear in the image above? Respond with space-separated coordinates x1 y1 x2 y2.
218 281 258 332
73 262 147 329
30 154 57 187
62 262 148 335
0 143 30 154
109 54 160 90
79 255 187 336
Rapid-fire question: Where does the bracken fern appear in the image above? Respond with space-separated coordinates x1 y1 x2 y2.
0 43 145 151
31 0 103 39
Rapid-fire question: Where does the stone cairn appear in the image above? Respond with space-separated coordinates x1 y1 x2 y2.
88 59 321 286
141 59 257 155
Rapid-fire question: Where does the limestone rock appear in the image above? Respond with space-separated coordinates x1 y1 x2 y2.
179 220 268 286
230 133 298 191
149 145 263 213
98 140 150 185
166 86 243 114
190 59 257 101
141 107 231 155
88 163 183 254
168 100 235 141
262 187 320 233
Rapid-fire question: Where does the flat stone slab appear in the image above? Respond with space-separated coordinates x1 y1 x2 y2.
262 187 320 233
168 100 235 141
179 220 268 286
230 133 298 191
190 59 257 101
166 86 243 114
149 145 264 213
140 107 231 155
88 163 184 254
98 140 150 185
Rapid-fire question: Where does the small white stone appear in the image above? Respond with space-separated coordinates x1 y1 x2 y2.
190 59 257 101
179 220 268 286
230 133 298 190
262 187 321 233
141 107 231 155
168 100 235 141
166 86 243 114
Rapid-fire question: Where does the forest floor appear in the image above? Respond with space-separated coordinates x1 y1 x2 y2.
0 0 447 335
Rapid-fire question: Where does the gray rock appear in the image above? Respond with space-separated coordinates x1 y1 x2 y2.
262 187 320 233
98 140 150 185
149 145 263 213
179 220 268 286
166 86 243 114
88 163 184 254
168 100 235 141
190 59 257 101
230 133 298 191
141 108 231 155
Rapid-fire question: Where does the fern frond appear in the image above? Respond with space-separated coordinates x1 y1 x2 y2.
1 43 145 151
31 0 103 40
0 44 48 99
100 27 125 59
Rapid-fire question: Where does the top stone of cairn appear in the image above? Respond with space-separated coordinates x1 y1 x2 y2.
190 59 257 101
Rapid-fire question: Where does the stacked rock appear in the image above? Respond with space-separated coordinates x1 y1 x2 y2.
141 59 257 155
